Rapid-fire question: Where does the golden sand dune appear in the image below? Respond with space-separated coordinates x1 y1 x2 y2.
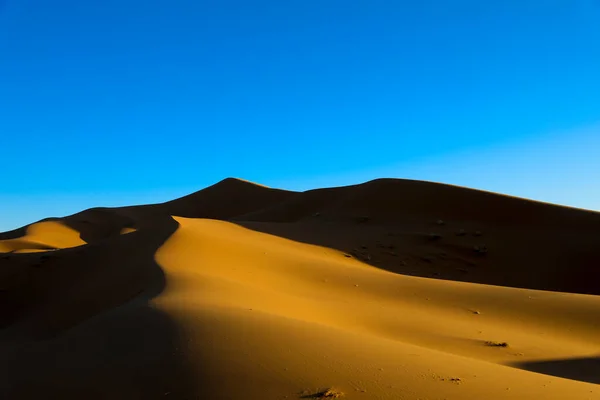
0 221 86 253
0 178 599 399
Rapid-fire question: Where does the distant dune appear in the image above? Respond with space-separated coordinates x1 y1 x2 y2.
1 178 599 399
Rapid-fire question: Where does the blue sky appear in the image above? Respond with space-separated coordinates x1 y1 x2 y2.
1 0 599 231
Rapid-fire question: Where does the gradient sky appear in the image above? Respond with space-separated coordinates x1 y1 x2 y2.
1 0 599 231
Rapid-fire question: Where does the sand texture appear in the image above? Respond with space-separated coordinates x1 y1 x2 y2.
1 178 599 399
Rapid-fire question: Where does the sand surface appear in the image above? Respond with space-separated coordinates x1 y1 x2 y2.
1 178 599 399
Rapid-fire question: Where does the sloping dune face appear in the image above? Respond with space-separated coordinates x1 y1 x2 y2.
153 218 600 399
0 178 599 399
0 221 86 253
235 179 600 295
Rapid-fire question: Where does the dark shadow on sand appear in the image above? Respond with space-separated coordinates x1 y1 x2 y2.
0 215 200 399
233 219 600 296
514 356 600 385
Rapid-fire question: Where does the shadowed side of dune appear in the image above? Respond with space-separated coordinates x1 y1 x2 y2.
234 178 600 295
236 178 600 228
0 215 177 333
0 303 200 399
0 226 28 241
0 215 203 399
514 356 600 385
127 177 297 221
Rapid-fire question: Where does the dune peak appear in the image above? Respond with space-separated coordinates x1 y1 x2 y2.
214 177 271 188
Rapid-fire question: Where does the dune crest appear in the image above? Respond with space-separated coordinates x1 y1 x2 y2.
0 178 599 399
0 221 86 253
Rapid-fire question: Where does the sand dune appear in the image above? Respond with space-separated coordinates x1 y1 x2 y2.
1 178 599 399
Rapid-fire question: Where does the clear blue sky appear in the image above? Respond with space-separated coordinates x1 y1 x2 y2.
1 0 599 231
